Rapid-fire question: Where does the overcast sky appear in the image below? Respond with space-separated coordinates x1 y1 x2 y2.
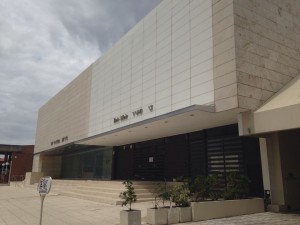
0 0 161 145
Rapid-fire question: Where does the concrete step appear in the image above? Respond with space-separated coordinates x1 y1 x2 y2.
61 191 122 205
51 179 159 205
73 185 155 193
53 180 159 188
61 191 154 205
70 188 153 198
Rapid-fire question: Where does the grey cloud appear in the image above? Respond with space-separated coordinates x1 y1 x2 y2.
50 0 161 52
0 0 160 144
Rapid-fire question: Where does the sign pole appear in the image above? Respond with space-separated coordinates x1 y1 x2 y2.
37 176 52 225
39 194 45 225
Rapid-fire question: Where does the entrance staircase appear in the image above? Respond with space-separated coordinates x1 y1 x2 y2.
50 180 158 205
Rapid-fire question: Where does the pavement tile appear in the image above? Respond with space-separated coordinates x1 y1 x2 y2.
0 186 299 225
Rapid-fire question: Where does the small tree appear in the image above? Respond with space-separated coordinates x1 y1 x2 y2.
223 173 250 200
187 176 203 201
171 183 190 207
151 183 163 209
188 175 220 201
119 180 137 211
206 174 221 201
159 181 173 208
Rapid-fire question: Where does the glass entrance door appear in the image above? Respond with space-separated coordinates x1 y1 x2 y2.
62 147 113 180
94 149 113 179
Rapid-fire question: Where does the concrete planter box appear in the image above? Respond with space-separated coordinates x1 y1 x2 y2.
120 210 141 225
167 208 179 224
146 208 168 225
166 207 191 224
177 206 192 222
191 198 264 222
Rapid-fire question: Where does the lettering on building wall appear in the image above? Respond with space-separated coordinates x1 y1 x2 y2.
51 136 68 146
114 114 128 123
113 105 154 124
132 108 143 117
148 105 153 112
62 136 68 142
51 139 60 146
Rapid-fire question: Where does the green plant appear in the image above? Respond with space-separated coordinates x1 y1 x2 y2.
151 183 163 209
223 173 250 200
119 180 137 210
188 176 206 201
206 174 221 201
171 183 190 207
188 175 221 201
157 181 173 207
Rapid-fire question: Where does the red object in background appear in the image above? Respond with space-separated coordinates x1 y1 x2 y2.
0 145 34 184
10 145 34 179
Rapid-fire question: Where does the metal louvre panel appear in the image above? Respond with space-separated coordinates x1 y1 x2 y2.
190 139 206 177
206 125 245 186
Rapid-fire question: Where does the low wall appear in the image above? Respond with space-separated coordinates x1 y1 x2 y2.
191 198 264 221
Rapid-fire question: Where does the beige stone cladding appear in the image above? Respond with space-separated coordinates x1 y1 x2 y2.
234 0 300 110
212 0 237 112
213 0 300 112
88 0 215 136
34 66 92 153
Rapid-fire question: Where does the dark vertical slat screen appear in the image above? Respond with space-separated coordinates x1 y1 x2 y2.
114 146 134 180
133 141 165 180
206 125 245 186
190 140 206 177
113 124 263 196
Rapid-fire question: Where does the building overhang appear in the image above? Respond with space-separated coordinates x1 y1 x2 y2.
77 105 245 147
239 75 300 136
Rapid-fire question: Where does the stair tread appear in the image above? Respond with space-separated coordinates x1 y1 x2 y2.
50 179 159 205
61 191 154 204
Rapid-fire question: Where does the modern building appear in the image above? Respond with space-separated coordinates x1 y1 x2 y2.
0 145 34 184
33 0 300 212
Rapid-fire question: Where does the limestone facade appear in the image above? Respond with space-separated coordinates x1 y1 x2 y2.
35 0 300 153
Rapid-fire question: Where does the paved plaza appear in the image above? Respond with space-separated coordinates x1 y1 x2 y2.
0 185 299 225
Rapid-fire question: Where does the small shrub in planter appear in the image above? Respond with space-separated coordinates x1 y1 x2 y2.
151 183 163 209
171 183 192 223
147 183 168 225
206 174 221 201
223 173 250 200
119 180 137 210
187 176 206 202
147 182 173 225
188 174 221 202
191 174 262 222
119 180 141 225
171 183 190 207
157 181 173 208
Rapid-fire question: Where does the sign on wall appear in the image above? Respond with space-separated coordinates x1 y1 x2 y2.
113 104 154 124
